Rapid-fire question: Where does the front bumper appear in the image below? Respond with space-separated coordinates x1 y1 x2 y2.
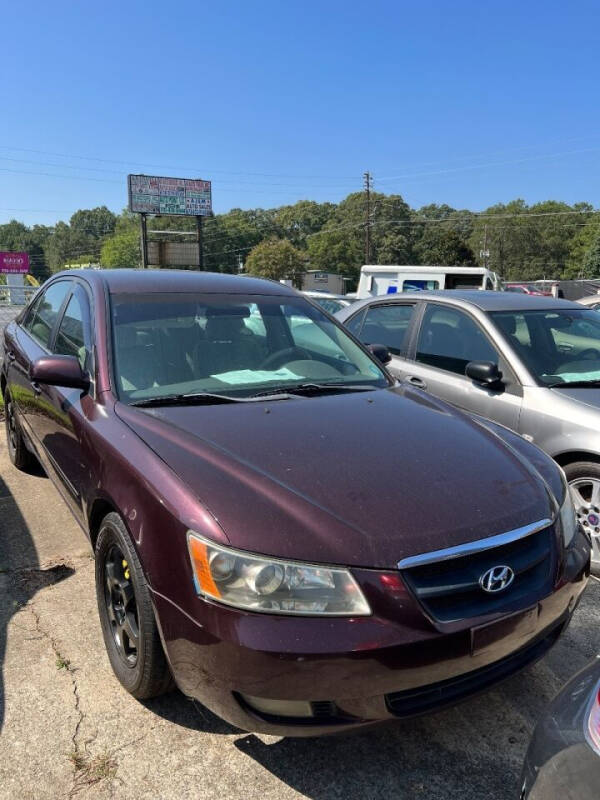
153 530 590 737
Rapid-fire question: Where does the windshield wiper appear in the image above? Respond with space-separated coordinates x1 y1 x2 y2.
130 392 245 407
250 383 377 398
547 379 600 388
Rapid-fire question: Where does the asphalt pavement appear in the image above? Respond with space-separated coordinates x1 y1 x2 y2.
1 432 599 800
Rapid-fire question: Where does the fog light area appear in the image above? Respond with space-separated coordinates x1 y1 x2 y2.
240 695 315 718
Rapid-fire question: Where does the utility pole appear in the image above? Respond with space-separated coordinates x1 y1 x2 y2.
363 171 371 264
480 224 490 270
140 213 148 269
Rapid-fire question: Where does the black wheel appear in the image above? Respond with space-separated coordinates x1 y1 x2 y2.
95 512 173 699
564 461 600 573
4 390 34 471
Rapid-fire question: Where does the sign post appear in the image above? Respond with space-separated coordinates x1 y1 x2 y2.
128 175 212 270
0 252 29 304
140 214 148 270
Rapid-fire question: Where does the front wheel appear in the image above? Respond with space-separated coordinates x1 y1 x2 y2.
95 512 173 699
565 461 600 573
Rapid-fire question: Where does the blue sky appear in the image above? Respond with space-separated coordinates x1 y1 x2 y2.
2 0 600 226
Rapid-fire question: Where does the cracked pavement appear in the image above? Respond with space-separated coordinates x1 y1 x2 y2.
1 434 600 800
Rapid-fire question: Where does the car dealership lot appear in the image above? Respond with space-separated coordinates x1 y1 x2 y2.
0 435 598 800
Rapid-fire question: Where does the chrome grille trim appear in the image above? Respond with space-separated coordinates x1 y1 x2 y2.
397 518 553 570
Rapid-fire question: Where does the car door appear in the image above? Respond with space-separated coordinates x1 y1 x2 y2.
8 279 73 441
347 301 419 379
406 302 523 430
30 283 94 522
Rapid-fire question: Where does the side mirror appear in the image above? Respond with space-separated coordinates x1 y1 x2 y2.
367 343 392 365
465 360 503 386
30 355 90 391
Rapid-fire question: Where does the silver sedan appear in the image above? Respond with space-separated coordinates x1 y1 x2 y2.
578 294 600 312
336 290 600 570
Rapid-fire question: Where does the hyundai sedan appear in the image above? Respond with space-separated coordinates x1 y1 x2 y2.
1 270 590 736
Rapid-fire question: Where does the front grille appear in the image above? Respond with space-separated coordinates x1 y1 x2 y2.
386 615 565 717
400 524 555 623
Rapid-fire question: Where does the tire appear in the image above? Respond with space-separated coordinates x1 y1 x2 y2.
95 512 173 699
4 390 34 471
564 461 600 572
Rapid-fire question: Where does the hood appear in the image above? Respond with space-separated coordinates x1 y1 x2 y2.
115 387 555 569
552 386 600 413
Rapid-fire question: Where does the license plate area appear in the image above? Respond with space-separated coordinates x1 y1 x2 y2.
471 606 539 657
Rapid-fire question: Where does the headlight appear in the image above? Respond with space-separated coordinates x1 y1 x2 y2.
558 478 579 548
187 532 371 616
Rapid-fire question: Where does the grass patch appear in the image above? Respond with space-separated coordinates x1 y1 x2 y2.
68 750 118 788
56 654 71 670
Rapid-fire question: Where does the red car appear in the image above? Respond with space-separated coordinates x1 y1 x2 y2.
505 283 552 296
1 269 590 735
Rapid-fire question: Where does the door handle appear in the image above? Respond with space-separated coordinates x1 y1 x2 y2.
406 375 427 390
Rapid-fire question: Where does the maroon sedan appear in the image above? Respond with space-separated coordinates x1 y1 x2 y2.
1 269 590 736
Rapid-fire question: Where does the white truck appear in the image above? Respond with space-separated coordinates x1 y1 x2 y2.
356 265 502 299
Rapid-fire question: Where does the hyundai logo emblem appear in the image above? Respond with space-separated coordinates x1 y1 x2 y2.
479 565 515 593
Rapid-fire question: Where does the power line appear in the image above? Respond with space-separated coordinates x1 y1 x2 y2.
0 155 363 189
375 146 600 184
0 145 360 181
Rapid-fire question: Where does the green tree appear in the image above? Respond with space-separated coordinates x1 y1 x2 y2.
274 200 335 248
582 232 600 277
0 219 52 280
307 191 412 283
44 221 93 272
469 200 582 280
70 206 116 239
245 238 305 284
415 227 474 265
205 208 277 273
376 231 412 264
565 217 600 278
100 230 141 268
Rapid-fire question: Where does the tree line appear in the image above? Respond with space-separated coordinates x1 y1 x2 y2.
1 192 600 287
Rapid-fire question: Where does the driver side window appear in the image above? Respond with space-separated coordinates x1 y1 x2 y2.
54 289 92 371
23 280 72 350
416 304 499 376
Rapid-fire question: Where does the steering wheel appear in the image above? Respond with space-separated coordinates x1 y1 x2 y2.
578 348 600 361
260 347 312 370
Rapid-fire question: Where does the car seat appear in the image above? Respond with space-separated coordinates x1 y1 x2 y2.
194 307 266 377
115 327 157 392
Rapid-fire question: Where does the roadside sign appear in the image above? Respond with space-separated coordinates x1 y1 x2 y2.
128 175 212 216
0 252 29 273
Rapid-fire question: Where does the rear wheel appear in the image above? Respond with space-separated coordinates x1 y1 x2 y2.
4 390 34 470
95 512 173 699
564 461 600 573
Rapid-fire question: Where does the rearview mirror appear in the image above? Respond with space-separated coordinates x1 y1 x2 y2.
30 355 90 391
367 343 392 365
465 360 503 386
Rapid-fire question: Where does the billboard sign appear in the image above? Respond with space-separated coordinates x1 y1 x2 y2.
0 252 29 273
128 174 212 216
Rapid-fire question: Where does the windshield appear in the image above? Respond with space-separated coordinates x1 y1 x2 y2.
490 308 600 385
110 292 388 402
310 296 347 314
